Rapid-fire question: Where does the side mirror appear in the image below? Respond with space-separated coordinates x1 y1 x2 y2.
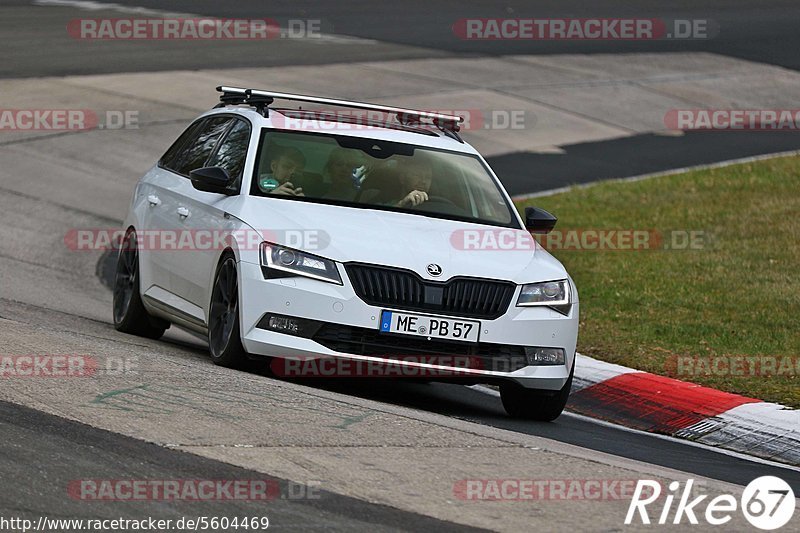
524 206 557 234
190 166 235 195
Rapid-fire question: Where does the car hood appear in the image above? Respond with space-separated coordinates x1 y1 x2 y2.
234 197 568 284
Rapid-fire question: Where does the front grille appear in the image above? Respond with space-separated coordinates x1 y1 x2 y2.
345 264 515 319
312 323 528 373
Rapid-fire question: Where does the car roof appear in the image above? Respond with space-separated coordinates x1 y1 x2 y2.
199 106 482 155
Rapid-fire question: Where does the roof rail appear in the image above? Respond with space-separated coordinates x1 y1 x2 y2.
215 86 463 135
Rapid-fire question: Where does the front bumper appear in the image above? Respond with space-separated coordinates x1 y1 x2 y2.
238 261 579 390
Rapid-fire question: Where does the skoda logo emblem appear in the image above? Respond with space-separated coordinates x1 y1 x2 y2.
426 263 442 277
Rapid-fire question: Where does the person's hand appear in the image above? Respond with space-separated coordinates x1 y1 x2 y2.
272 182 304 196
397 189 428 207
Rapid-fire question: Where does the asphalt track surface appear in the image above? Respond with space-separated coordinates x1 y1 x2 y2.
5 1 800 190
2 0 800 529
0 400 486 532
492 131 800 196
5 0 800 74
317 383 800 495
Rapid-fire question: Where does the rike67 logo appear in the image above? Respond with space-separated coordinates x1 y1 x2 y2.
626 477 795 530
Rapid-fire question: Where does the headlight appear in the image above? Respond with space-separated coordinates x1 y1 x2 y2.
260 242 342 285
517 279 570 307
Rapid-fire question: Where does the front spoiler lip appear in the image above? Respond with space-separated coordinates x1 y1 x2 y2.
244 333 571 390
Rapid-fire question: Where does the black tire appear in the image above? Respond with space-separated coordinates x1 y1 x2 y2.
208 254 248 368
112 230 168 340
500 360 574 421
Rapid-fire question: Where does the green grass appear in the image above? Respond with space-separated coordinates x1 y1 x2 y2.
516 156 800 407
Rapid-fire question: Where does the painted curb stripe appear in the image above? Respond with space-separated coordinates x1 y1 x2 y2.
567 371 761 434
571 353 638 392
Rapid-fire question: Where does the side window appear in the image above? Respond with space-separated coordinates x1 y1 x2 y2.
172 117 233 177
159 119 204 171
207 119 251 191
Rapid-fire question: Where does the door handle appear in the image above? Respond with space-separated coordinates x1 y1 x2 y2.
177 206 190 218
147 195 161 206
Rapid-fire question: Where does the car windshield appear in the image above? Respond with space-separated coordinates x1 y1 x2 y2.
250 130 518 227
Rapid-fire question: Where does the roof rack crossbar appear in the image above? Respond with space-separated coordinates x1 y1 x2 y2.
215 86 463 132
216 86 273 116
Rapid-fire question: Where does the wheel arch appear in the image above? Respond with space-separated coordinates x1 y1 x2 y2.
203 245 239 322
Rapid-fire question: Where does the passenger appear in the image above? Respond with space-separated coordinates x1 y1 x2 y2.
321 148 363 201
258 146 305 196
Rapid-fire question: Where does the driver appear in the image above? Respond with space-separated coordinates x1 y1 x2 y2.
394 159 433 208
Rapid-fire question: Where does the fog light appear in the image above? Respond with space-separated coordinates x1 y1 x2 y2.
268 315 299 334
256 313 323 338
524 347 565 366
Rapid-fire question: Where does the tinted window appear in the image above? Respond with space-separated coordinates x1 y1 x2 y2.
159 120 204 171
251 130 517 227
172 117 233 177
207 119 250 189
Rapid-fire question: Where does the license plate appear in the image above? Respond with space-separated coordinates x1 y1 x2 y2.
379 310 480 343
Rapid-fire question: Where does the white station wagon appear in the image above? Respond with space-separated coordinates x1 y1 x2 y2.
113 86 579 420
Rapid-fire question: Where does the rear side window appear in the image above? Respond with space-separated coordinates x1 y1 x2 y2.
170 117 233 177
207 119 251 189
159 119 204 171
